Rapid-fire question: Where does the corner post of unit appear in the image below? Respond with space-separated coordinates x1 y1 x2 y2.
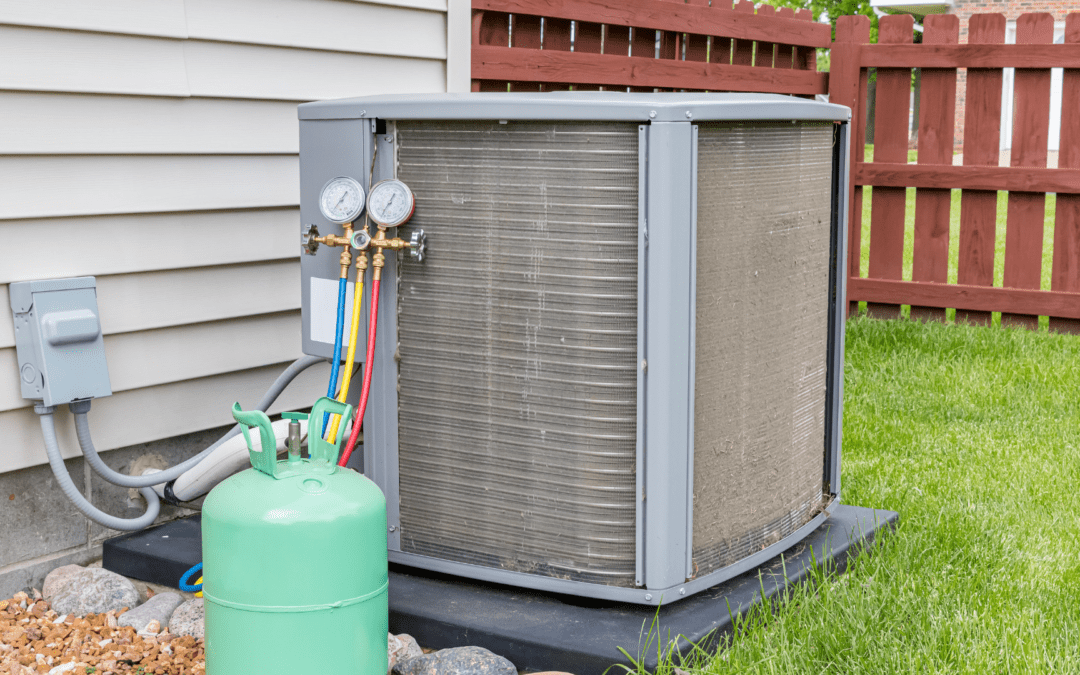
366 127 403 552
642 120 695 595
826 118 852 500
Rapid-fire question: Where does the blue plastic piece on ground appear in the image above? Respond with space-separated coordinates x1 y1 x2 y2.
179 561 203 592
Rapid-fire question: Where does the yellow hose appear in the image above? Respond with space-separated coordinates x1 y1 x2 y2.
326 271 364 442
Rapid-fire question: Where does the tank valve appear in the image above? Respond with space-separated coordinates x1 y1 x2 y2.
408 229 426 263
282 412 305 463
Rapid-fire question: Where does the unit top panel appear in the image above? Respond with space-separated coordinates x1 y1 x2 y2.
298 92 850 124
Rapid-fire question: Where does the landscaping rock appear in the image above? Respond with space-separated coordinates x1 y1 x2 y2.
41 566 79 602
42 565 139 616
391 646 515 675
169 598 205 639
118 591 184 632
129 577 196 604
389 632 424 672
1 593 206 674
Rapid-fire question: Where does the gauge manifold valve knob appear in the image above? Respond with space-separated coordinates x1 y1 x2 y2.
409 229 426 263
302 224 321 256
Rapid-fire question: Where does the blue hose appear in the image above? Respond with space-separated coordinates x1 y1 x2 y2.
323 277 348 432
179 562 203 592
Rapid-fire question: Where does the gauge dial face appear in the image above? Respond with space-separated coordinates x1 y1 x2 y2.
367 179 415 228
319 176 365 224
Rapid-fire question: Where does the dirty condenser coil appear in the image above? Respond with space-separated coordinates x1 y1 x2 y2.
297 93 851 606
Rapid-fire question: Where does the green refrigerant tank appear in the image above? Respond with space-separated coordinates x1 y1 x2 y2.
202 397 388 674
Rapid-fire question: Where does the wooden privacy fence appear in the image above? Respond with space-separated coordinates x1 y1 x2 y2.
831 12 1080 331
471 0 829 95
471 5 1080 330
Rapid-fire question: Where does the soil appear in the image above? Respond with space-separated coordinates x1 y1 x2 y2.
0 593 204 675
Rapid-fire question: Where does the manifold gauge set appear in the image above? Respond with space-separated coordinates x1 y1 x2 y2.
318 176 416 229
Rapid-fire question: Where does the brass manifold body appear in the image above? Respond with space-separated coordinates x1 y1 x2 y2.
309 223 357 279
307 223 414 281
368 227 412 282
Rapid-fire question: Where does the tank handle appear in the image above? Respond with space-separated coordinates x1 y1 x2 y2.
307 397 353 465
232 398 353 478
232 403 280 478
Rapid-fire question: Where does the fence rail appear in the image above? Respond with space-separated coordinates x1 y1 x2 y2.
472 0 826 95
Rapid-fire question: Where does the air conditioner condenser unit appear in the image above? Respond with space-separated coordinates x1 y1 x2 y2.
298 93 851 606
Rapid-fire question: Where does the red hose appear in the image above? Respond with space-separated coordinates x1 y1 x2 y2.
338 277 380 466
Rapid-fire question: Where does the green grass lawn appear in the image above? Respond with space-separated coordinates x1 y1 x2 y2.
628 317 1080 674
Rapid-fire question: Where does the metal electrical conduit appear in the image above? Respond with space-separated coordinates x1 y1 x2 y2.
34 354 326 531
38 405 161 532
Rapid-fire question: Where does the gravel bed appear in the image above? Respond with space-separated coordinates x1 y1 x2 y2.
0 593 204 675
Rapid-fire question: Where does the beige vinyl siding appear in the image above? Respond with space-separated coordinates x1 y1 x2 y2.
0 312 304 412
0 209 299 283
2 156 299 219
184 0 448 58
0 26 446 100
0 0 190 38
0 362 333 473
0 262 301 349
0 0 469 474
0 94 301 155
0 0 447 37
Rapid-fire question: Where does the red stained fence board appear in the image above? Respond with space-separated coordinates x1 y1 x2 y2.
731 1 756 67
1051 15 1080 332
910 14 958 322
865 14 913 320
542 17 574 91
606 24 631 60
754 4 777 68
830 15 871 315
656 0 682 66
793 9 816 71
544 17 572 51
684 0 711 65
1001 13 1054 329
508 14 543 91
575 20 602 53
775 7 795 69
709 0 735 67
955 13 1005 326
472 10 511 91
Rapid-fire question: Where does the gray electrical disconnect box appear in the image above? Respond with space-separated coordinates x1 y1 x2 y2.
9 277 112 407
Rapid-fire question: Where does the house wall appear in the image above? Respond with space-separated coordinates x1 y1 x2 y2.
950 1 1070 152
0 0 470 597
953 0 1073 35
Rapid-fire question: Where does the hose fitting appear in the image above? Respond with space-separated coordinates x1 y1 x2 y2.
369 226 415 282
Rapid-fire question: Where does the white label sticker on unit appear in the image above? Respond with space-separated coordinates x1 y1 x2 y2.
310 277 357 345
